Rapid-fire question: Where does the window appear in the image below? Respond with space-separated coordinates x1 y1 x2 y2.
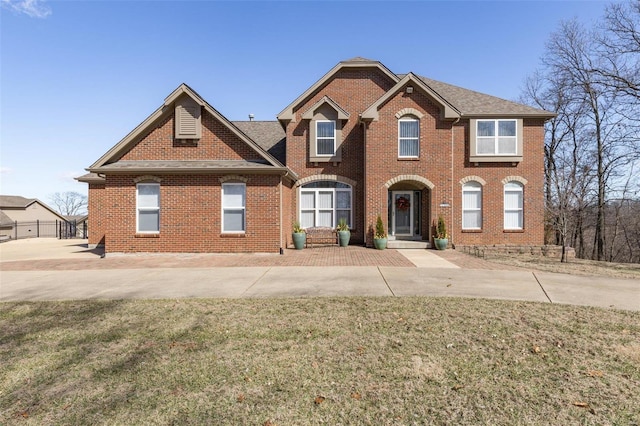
222 183 246 232
504 181 523 229
316 120 336 156
476 119 517 155
299 181 352 228
398 117 419 158
137 183 160 233
462 181 482 229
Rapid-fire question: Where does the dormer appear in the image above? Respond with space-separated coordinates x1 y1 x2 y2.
301 96 350 163
174 95 202 140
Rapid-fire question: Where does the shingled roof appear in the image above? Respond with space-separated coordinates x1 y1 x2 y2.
413 75 551 117
232 121 286 165
0 195 36 208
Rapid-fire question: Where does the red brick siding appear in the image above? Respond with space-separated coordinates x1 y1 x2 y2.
120 111 259 162
285 67 397 244
88 183 106 247
101 174 281 253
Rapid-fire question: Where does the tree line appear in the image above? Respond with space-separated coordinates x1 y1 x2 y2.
521 1 640 263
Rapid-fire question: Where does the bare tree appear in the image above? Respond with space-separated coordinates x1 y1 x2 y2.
49 192 87 216
522 2 640 264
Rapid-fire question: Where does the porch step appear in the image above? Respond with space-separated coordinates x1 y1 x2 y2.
387 240 431 249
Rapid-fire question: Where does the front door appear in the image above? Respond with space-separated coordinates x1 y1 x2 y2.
392 191 413 237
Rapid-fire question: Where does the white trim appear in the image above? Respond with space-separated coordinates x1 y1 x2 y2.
316 120 336 156
136 183 160 233
398 117 420 158
475 119 518 156
221 182 246 233
298 182 352 229
391 191 414 236
503 181 524 230
462 181 482 230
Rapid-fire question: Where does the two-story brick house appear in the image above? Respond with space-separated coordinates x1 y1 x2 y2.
78 57 554 253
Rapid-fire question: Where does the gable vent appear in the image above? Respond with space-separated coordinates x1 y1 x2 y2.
175 97 202 139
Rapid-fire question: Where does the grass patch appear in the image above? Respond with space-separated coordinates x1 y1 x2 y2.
1 297 638 425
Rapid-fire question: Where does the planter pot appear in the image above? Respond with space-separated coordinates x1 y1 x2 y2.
434 238 448 250
373 237 387 250
338 230 351 247
292 232 306 250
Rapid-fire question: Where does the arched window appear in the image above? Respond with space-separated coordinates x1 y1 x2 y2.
398 116 419 158
504 181 524 229
299 181 352 228
462 181 482 229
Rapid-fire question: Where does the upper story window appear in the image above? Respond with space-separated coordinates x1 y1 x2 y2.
137 183 160 233
398 117 419 158
316 120 336 156
477 119 517 155
469 119 522 163
222 183 246 233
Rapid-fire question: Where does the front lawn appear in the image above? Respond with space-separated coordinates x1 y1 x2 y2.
1 298 638 425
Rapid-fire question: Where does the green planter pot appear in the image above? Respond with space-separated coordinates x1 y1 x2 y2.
338 230 351 247
292 232 306 250
434 238 448 250
373 237 387 250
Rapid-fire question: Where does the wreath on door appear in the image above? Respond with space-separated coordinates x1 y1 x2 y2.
396 196 410 211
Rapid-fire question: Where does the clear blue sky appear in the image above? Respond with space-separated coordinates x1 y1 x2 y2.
1 0 606 206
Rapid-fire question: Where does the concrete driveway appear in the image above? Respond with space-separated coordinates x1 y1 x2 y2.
1 238 638 311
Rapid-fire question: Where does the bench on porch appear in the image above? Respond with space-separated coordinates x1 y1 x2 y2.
305 227 338 248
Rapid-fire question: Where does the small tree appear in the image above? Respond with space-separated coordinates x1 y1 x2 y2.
435 215 448 239
374 215 386 239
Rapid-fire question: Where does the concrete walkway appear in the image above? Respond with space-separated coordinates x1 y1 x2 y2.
1 239 638 311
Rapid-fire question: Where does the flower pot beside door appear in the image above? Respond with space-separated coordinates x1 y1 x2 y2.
434 215 448 250
292 221 306 250
337 218 351 247
373 214 387 250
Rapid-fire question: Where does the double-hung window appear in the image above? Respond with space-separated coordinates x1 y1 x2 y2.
222 183 246 232
398 118 419 158
462 181 482 229
476 119 517 155
137 183 160 233
316 120 336 156
504 181 523 229
299 181 352 228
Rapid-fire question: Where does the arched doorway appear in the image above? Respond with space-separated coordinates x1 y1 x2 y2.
385 176 434 241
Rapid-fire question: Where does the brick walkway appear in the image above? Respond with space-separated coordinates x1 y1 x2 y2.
0 245 415 271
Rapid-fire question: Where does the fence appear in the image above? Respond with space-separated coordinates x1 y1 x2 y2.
0 220 87 241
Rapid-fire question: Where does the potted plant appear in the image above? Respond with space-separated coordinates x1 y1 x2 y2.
336 218 350 247
292 221 306 250
373 214 387 250
434 215 448 250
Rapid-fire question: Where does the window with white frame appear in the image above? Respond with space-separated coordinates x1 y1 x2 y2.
222 183 246 232
462 181 482 229
504 181 523 229
137 183 160 233
299 181 351 228
476 119 517 155
398 117 419 158
316 120 336 156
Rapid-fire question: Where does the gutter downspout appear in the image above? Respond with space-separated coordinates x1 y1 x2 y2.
451 117 460 248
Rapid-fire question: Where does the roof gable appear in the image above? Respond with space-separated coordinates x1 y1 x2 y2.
361 73 461 121
89 84 285 171
277 58 398 125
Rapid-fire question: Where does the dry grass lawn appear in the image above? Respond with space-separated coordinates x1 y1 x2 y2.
1 297 639 425
485 253 640 279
